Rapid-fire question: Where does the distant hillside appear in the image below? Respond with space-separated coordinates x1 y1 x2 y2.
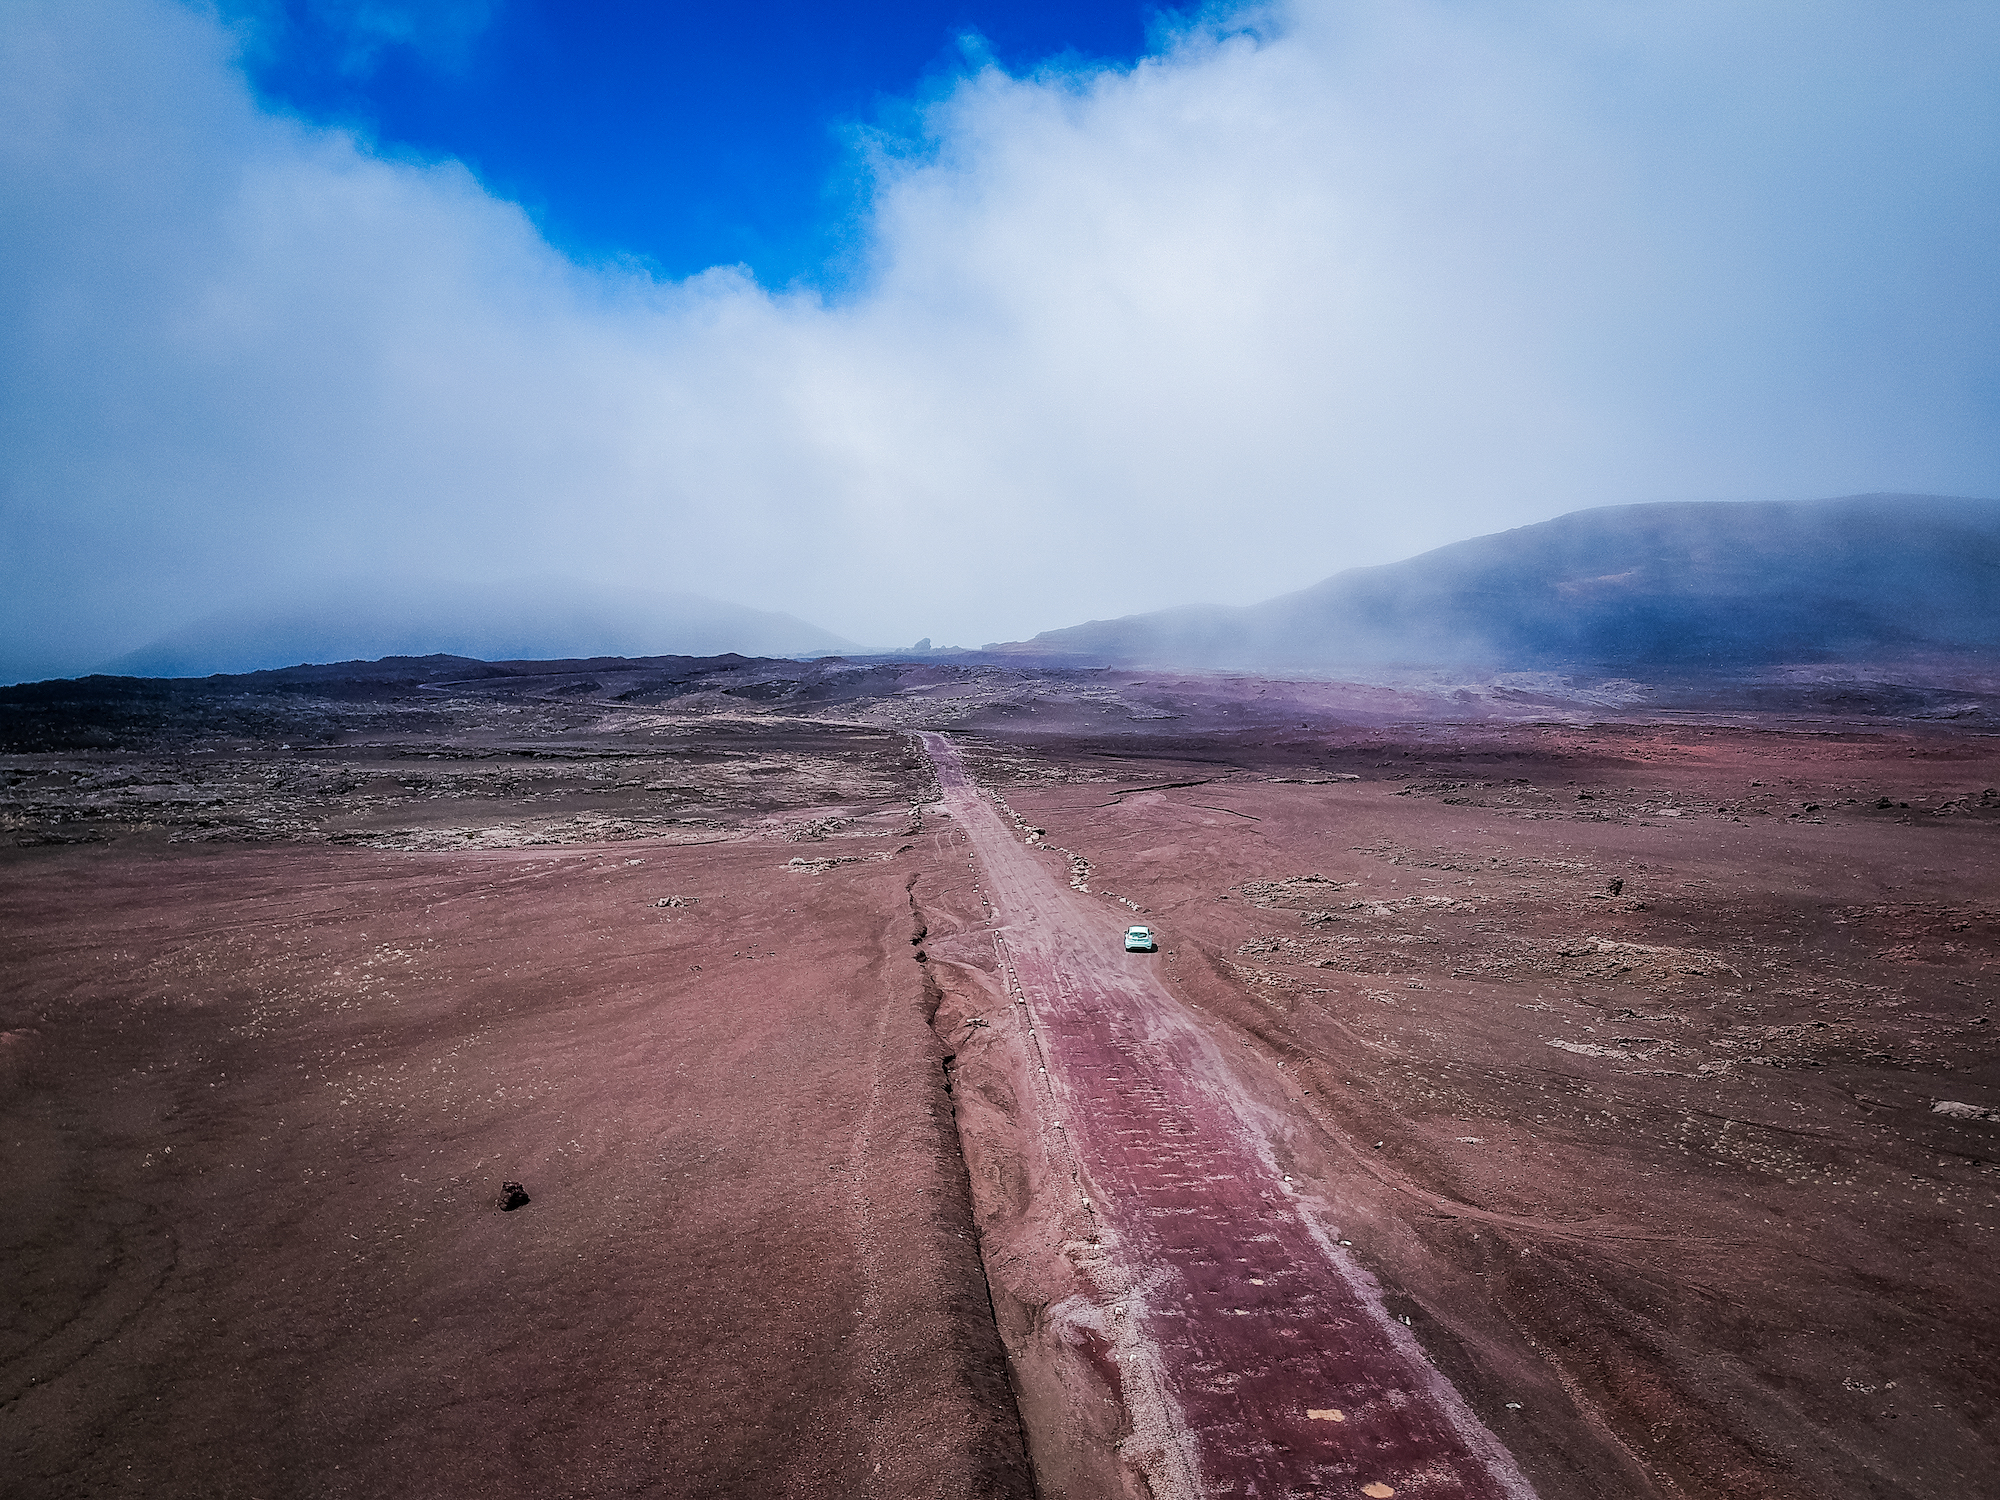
102 579 857 678
1005 495 2000 669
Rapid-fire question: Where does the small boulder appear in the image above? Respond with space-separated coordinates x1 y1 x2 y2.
497 1181 531 1211
1931 1101 1994 1122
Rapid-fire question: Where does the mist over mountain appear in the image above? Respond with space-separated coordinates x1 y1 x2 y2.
1003 496 2000 670
101 579 856 680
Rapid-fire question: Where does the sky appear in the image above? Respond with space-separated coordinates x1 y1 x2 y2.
3 0 1998 680
225 0 1160 285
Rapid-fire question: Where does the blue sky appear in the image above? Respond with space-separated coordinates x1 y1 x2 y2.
231 1 1163 284
3 1 1998 679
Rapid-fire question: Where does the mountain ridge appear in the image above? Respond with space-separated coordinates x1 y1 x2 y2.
1000 495 2000 669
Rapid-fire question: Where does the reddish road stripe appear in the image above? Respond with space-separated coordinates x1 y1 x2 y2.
923 734 1538 1500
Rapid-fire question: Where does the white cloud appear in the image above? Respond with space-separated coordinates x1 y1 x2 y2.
3 0 1996 679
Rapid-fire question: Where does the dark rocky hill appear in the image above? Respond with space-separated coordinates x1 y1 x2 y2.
100 578 856 678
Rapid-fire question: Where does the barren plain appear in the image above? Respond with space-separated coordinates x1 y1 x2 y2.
3 654 1997 1499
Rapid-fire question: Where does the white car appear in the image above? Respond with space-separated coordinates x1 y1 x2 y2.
1124 925 1156 952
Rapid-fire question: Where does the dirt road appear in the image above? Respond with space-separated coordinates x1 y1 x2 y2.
921 733 1535 1500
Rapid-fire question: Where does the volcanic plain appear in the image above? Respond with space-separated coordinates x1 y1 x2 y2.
3 653 1997 1499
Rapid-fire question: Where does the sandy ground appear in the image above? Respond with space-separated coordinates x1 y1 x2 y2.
2 833 1031 1499
5 659 1999 1499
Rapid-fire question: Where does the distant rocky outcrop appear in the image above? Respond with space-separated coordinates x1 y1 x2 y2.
1001 495 2000 670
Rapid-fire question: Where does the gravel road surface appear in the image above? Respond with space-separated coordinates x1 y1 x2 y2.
922 732 1537 1500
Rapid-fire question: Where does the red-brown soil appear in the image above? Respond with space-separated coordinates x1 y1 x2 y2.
1 834 1031 1498
5 661 1999 1499
940 716 1999 1499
